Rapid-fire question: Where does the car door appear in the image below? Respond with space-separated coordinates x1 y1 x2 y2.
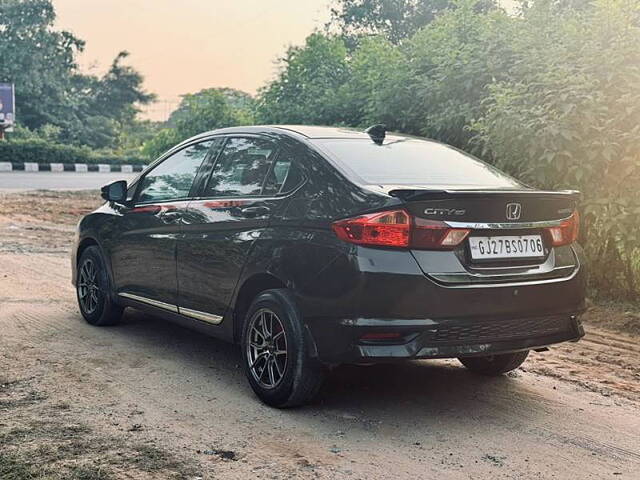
177 135 302 324
109 139 217 308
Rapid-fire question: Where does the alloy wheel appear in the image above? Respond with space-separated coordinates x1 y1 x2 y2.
246 308 288 389
78 258 101 315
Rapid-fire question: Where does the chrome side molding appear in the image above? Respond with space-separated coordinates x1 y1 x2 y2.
179 307 223 325
118 292 179 313
118 293 223 324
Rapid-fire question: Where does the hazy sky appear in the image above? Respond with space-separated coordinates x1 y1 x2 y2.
53 0 332 119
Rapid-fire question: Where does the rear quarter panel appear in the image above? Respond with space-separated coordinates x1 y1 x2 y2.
227 142 396 335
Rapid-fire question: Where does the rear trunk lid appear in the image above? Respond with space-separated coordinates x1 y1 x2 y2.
385 186 581 284
386 187 579 224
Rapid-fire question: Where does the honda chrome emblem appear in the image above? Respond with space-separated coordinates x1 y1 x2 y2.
506 203 522 221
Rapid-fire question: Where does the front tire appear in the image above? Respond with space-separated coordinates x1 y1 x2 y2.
76 246 123 326
241 289 325 408
458 350 529 376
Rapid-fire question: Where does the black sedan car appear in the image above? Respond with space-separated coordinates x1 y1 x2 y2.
72 125 585 407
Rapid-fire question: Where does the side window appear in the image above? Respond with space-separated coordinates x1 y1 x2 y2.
263 148 305 196
137 140 213 203
203 137 276 197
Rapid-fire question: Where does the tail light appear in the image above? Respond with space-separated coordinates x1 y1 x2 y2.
412 217 470 249
332 210 410 247
332 209 470 249
546 211 580 246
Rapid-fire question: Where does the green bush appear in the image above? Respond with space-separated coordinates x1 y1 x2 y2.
253 0 639 302
472 0 640 299
0 139 146 165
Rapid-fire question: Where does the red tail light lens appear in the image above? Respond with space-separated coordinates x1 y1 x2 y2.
412 218 470 249
332 209 410 247
546 211 579 246
332 209 470 249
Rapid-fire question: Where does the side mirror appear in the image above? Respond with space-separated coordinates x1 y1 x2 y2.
101 180 127 203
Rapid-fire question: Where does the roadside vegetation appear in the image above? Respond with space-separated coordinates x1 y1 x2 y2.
0 0 153 164
257 0 638 303
1 0 638 301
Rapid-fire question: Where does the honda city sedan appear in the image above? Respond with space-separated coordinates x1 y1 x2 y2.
72 125 586 407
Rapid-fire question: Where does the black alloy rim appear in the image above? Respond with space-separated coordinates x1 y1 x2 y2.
246 308 288 389
78 258 101 314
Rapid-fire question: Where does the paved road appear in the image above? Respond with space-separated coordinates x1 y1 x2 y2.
0 171 138 191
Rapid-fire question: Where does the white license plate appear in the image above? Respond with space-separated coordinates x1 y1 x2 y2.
469 235 545 260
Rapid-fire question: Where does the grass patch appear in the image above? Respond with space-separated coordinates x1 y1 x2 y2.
0 453 115 480
0 390 47 411
67 465 114 480
0 376 200 480
0 453 37 480
128 444 195 473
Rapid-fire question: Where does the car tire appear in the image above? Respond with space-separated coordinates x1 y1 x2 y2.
458 350 529 376
76 246 123 326
241 289 325 408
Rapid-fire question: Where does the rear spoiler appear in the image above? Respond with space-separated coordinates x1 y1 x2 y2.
388 188 581 202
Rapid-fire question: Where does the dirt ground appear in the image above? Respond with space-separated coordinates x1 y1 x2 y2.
1 190 639 479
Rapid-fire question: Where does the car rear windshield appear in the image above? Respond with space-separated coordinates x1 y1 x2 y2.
314 138 521 188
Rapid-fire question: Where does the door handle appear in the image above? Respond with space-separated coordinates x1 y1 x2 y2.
239 206 270 218
160 210 184 224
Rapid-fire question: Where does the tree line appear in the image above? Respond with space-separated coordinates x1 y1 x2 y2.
0 0 154 161
2 0 638 299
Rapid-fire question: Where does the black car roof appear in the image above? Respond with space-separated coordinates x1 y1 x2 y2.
270 125 372 139
191 125 372 140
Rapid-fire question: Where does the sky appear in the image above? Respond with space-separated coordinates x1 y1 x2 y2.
53 0 332 120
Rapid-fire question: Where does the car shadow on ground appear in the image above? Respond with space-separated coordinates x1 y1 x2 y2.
111 308 552 427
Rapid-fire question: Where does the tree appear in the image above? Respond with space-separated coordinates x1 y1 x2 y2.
87 51 155 122
168 88 253 128
400 0 516 147
0 1 154 149
337 36 410 129
0 0 84 129
142 88 254 159
472 0 640 298
63 51 155 148
255 34 350 125
328 0 496 44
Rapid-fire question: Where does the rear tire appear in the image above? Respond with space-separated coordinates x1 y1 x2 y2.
241 289 325 408
76 246 123 326
458 350 529 376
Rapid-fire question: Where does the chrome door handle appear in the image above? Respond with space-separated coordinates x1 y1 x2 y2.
160 211 184 224
240 206 270 218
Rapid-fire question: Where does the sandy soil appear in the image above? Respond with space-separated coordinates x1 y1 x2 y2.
1 191 639 479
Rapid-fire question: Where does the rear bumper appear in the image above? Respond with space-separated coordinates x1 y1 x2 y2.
297 244 587 364
305 313 584 363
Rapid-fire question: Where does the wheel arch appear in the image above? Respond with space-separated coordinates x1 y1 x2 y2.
74 236 118 303
76 237 99 265
232 273 287 344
